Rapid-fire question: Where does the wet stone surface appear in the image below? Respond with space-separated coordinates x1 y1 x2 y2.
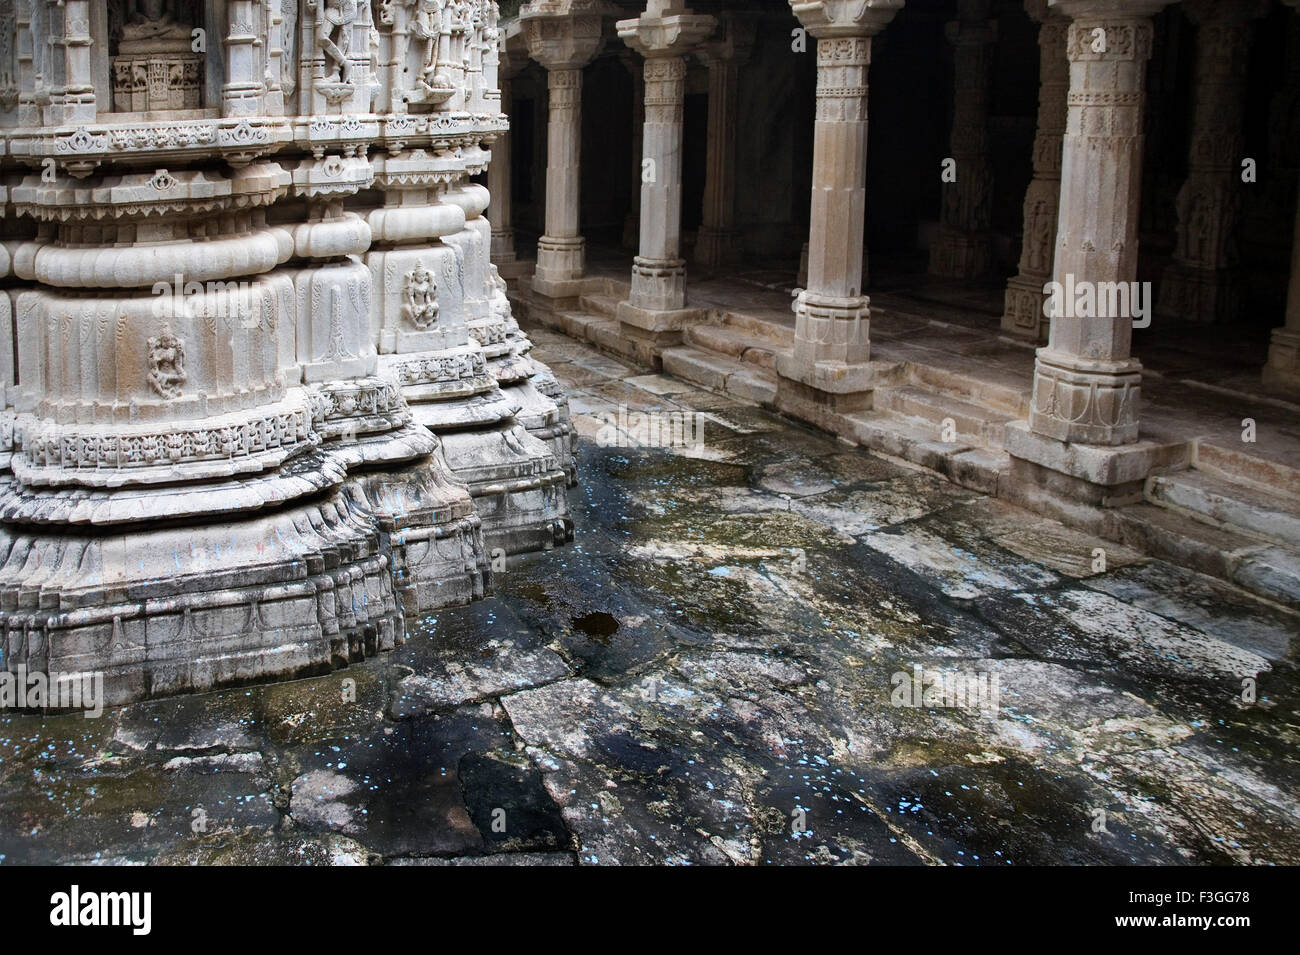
2 332 1298 865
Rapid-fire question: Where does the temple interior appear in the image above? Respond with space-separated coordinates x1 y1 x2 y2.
0 0 1297 867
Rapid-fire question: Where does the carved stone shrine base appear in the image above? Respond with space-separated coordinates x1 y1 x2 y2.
0 482 403 708
343 462 491 617
431 420 572 557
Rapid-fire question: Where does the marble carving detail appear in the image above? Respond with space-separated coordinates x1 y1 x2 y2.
0 1 572 707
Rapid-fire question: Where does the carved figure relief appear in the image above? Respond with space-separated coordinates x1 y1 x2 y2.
147 323 187 399
312 0 358 86
281 0 299 94
0 0 16 111
402 262 439 329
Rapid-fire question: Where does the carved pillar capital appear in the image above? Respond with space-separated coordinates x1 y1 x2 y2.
520 5 606 72
789 0 905 39
617 10 716 61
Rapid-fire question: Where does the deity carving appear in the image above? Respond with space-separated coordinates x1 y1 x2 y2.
402 263 439 329
147 324 187 399
119 0 192 53
281 0 299 94
312 0 358 86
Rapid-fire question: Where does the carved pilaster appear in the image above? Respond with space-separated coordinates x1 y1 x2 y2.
695 13 755 269
930 0 997 280
1002 2 1068 341
1158 0 1268 326
224 0 266 117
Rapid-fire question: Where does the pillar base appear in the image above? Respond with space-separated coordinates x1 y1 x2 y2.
1002 274 1050 341
929 226 993 280
533 235 586 299
1005 420 1188 509
615 300 700 369
1264 327 1300 393
630 256 689 312
1027 349 1142 447
490 230 516 264
774 358 877 434
788 291 871 367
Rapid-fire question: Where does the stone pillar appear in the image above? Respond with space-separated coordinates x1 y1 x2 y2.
930 0 997 280
521 2 605 300
489 48 529 278
695 14 755 269
1006 0 1172 507
614 1 716 366
1158 0 1268 326
1265 188 1300 391
622 50 646 251
774 0 903 427
1002 1 1069 341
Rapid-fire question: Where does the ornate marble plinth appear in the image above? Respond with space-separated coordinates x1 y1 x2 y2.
0 1 575 707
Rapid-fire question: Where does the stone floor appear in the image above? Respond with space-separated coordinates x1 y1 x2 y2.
1 331 1297 866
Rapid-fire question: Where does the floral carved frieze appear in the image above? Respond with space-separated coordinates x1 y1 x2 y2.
20 404 315 473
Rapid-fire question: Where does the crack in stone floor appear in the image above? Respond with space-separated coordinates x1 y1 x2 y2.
1 330 1297 866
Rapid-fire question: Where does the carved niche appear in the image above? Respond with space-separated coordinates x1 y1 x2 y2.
111 0 204 112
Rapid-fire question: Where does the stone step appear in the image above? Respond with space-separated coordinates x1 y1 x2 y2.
842 410 1009 496
1193 441 1300 497
877 385 1015 449
1111 503 1300 610
904 362 1031 418
683 323 779 370
714 310 795 348
578 293 622 319
661 345 778 407
1147 470 1300 550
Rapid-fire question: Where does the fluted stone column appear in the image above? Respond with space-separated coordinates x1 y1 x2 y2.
696 15 755 269
615 1 716 366
930 0 997 280
1002 1 1069 341
774 0 903 425
1158 0 1268 326
1007 0 1172 506
521 3 605 300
